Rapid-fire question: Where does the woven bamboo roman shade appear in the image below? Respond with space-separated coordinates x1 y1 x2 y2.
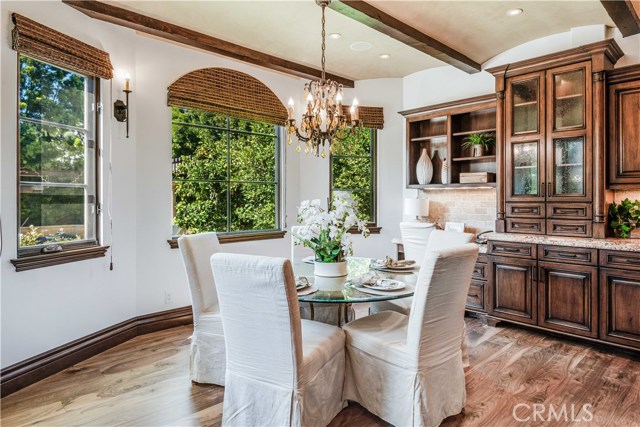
11 14 113 80
341 105 384 129
168 68 288 126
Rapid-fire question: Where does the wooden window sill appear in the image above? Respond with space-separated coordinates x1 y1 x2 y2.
168 230 286 249
11 245 109 272
347 225 381 235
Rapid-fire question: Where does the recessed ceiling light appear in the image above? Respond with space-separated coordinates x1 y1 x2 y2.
507 8 523 16
350 41 372 52
379 54 391 59
328 33 342 39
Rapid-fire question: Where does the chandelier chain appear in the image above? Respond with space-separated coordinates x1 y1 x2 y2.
321 2 326 81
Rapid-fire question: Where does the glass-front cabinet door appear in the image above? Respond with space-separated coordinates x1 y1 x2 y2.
506 72 545 201
546 62 592 202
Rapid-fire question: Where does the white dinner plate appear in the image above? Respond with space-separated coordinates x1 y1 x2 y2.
363 279 406 291
297 285 318 296
371 264 418 271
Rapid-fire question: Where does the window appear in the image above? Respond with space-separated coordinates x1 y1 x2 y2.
17 55 98 253
330 128 377 227
171 107 281 237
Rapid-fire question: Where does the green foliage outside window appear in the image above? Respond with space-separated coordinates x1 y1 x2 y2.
18 55 95 248
330 129 375 223
172 107 280 235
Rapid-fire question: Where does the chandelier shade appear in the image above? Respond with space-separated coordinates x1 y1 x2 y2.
286 0 361 158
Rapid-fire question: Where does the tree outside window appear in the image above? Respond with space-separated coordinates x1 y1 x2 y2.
330 129 376 225
18 55 97 250
171 107 281 236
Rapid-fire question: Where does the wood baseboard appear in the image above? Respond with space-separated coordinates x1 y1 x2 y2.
0 306 193 397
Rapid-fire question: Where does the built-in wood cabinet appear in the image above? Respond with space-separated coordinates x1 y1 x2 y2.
607 65 640 189
489 40 624 239
488 255 537 324
401 95 497 188
486 240 640 351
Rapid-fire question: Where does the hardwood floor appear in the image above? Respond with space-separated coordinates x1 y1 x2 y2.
2 317 639 427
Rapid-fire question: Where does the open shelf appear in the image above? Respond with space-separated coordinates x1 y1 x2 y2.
407 183 497 189
410 134 447 142
451 128 496 137
452 155 496 162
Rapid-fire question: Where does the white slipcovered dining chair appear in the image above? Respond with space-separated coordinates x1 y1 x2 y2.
343 244 479 427
210 253 346 427
178 232 225 385
399 221 436 266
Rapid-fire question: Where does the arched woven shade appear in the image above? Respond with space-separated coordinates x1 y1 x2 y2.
168 68 288 126
341 105 384 129
11 13 112 80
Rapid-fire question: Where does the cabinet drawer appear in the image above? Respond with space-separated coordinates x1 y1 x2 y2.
467 280 485 311
546 220 592 238
546 203 592 220
472 262 488 280
506 218 545 235
506 203 545 218
600 250 640 271
488 241 536 259
538 245 598 266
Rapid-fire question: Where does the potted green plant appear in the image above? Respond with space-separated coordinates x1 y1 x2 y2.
462 132 495 157
608 198 640 238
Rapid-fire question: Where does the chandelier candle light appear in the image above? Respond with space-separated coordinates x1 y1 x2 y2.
287 0 361 158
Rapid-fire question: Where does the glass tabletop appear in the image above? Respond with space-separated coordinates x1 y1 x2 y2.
294 257 417 303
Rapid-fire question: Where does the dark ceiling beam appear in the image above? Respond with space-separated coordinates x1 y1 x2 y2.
600 0 640 37
329 0 481 74
62 0 355 87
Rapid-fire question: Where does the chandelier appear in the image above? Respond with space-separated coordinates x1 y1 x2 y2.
286 0 360 158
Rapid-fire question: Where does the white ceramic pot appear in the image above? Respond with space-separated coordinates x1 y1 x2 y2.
314 260 348 277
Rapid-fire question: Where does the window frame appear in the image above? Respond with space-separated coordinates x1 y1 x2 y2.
329 128 380 234
14 54 103 262
170 107 284 242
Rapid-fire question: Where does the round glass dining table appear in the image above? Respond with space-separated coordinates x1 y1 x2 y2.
293 257 418 325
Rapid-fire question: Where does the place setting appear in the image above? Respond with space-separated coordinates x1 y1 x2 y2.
346 271 414 297
370 256 419 273
295 276 318 296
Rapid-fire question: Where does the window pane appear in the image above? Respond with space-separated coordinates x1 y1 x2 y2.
229 132 276 182
18 56 95 250
332 157 371 191
19 56 86 128
512 142 539 196
20 120 86 184
230 183 277 232
229 117 276 135
19 185 89 247
172 124 227 181
172 107 227 128
554 137 584 195
512 78 538 134
173 181 228 234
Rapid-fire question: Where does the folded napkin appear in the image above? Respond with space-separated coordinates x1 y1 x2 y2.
384 256 416 268
350 271 385 286
295 276 310 289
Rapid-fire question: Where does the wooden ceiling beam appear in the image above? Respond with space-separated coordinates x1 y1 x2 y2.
62 0 355 87
329 0 481 74
600 0 640 37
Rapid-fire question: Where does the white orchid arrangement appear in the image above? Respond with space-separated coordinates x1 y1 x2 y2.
293 194 370 263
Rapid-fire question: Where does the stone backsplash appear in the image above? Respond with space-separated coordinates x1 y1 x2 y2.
418 188 496 235
614 190 640 203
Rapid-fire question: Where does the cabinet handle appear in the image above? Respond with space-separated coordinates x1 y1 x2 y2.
548 182 552 197
538 267 544 283
541 182 545 197
556 252 579 258
514 208 535 214
501 247 521 253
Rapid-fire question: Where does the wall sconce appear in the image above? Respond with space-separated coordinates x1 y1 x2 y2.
114 74 131 138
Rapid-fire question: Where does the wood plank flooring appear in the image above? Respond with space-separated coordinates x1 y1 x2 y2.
2 317 639 427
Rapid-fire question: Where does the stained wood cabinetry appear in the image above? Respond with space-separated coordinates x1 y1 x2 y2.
607 65 640 188
487 240 639 351
488 40 623 239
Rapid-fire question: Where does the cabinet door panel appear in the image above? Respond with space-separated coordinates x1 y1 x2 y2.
538 263 597 337
488 256 537 324
608 80 640 187
600 269 640 349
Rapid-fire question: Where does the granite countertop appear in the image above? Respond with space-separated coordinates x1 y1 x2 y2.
485 232 640 252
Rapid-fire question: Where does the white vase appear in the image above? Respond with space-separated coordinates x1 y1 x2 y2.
416 148 433 185
314 260 347 277
441 157 449 184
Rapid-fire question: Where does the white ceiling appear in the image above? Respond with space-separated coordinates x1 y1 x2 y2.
110 0 615 80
